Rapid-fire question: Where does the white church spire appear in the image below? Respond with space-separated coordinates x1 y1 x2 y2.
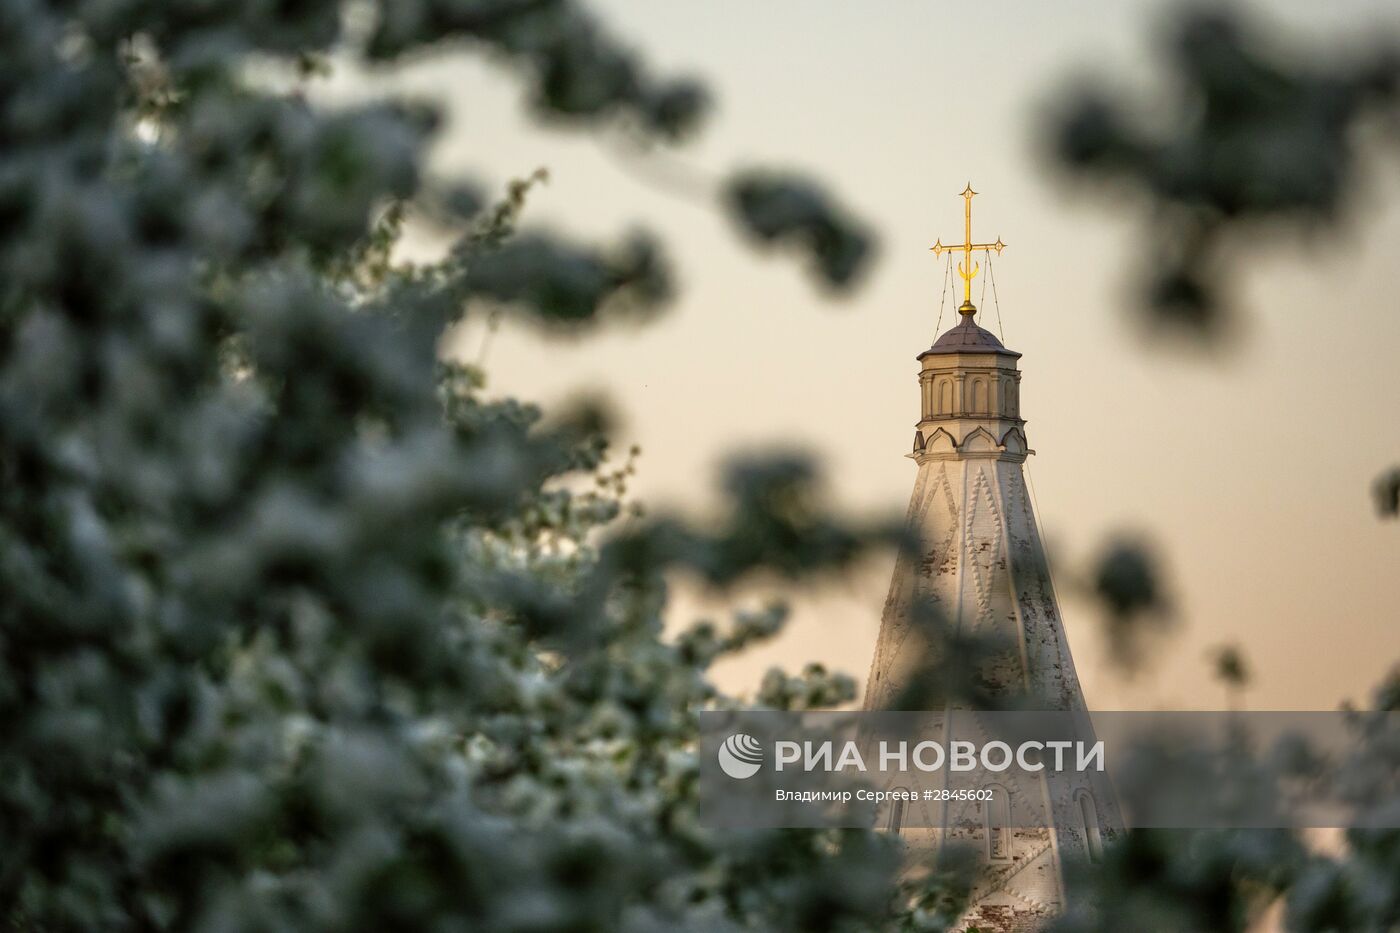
864 187 1119 929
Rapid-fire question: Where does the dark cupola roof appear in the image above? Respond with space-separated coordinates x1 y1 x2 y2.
918 311 1021 359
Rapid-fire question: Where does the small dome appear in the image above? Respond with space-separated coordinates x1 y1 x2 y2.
919 314 1020 358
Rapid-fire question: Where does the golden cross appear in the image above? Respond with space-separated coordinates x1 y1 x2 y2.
930 183 1005 314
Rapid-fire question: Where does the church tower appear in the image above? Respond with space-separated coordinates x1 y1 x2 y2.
863 187 1118 931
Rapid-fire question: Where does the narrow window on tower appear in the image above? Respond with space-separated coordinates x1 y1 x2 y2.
985 784 1010 860
1075 788 1103 863
887 786 909 836
938 380 951 414
972 379 986 413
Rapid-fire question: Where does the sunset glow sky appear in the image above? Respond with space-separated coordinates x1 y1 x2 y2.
321 0 1400 710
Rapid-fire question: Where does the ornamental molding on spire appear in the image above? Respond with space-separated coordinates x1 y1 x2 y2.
911 424 1032 462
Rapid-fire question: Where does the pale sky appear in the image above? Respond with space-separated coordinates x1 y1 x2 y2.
320 0 1400 710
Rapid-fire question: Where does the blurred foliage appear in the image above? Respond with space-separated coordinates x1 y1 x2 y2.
0 1 911 930
1211 644 1252 691
1373 466 1400 519
725 172 876 292
1051 4 1400 927
1 0 1397 931
1051 670 1400 933
1052 6 1400 923
1050 7 1400 338
1087 536 1176 675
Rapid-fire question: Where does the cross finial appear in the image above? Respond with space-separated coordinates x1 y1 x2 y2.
930 182 1006 316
